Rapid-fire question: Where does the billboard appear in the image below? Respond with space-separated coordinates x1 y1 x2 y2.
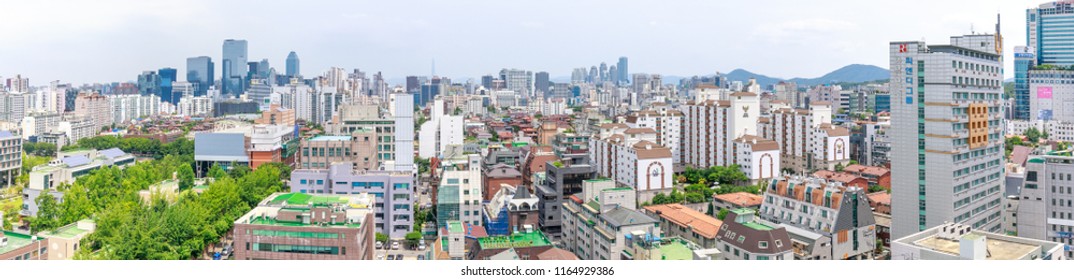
1038 86 1053 99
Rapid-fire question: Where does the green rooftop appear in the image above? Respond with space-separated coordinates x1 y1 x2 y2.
742 222 774 231
447 221 465 234
270 193 350 206
607 187 633 191
248 216 361 228
0 231 38 255
477 230 552 249
1028 158 1045 164
658 239 695 260
585 178 612 182
46 220 94 239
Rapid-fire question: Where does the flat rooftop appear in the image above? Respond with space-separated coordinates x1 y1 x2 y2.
247 215 362 228
0 231 37 255
47 220 93 239
309 135 352 142
742 222 775 231
914 235 1040 260
477 231 552 249
657 239 695 260
270 193 354 206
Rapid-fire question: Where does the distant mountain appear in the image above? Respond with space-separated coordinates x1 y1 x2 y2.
724 69 784 87
723 64 889 88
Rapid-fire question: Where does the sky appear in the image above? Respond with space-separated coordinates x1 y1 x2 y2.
0 0 1046 86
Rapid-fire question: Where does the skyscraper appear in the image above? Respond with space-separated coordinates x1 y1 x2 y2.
1028 2 1074 66
889 24 1004 239
534 71 550 98
158 68 178 105
222 39 249 97
186 56 214 96
286 51 300 77
499 69 533 98
1014 46 1035 120
617 56 629 83
137 71 160 96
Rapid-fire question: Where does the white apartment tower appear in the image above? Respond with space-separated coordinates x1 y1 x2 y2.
890 29 1006 239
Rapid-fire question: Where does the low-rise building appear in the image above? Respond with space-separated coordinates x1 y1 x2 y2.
561 179 658 260
892 222 1065 260
715 208 793 260
467 229 558 260
296 132 379 171
248 125 296 169
23 148 135 216
623 236 720 260
712 192 763 212
0 231 47 260
483 185 539 236
757 176 876 260
643 203 721 249
233 192 375 260
193 132 249 176
843 164 891 190
38 219 95 260
535 154 595 238
290 162 414 238
435 220 488 260
483 163 522 201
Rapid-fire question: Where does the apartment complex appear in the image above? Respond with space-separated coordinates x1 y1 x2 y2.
890 30 1006 238
758 102 850 173
233 192 375 260
290 162 414 238
623 108 684 165
681 92 761 169
589 125 673 194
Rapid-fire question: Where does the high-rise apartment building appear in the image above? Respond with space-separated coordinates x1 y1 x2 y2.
889 27 1005 239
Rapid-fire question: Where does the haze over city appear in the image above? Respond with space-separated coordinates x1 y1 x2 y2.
0 0 1042 84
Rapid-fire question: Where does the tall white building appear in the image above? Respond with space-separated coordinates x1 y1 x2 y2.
418 99 464 159
110 94 160 125
590 125 673 193
681 91 763 169
890 31 1006 239
624 108 684 165
178 95 213 117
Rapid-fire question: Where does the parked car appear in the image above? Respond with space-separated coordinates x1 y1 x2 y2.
418 239 426 250
417 255 425 260
375 241 383 249
386 255 395 260
395 254 403 260
391 241 400 250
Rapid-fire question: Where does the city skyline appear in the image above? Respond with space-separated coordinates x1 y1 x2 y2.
0 0 1041 85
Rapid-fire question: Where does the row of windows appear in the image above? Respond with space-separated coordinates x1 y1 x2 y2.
251 230 341 239
250 243 344 255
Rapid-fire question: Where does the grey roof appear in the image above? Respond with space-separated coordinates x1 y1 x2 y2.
62 155 92 167
194 133 249 162
600 207 657 228
716 211 793 255
487 163 522 178
0 131 14 138
99 148 127 159
512 186 533 200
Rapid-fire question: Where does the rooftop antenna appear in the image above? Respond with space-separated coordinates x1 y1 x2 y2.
970 23 975 34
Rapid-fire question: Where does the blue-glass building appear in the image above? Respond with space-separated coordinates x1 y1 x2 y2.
222 39 248 97
158 68 177 104
186 56 214 96
1014 47 1036 120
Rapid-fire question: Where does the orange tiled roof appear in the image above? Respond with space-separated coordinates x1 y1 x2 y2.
643 204 722 239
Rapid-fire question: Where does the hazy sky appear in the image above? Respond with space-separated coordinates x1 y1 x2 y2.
0 0 1044 85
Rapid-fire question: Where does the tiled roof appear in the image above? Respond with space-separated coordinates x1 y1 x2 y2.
713 192 763 207
867 192 891 206
643 204 722 239
843 164 890 176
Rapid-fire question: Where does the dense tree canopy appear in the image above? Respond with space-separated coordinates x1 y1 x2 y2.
64 136 194 162
23 142 56 157
23 151 286 260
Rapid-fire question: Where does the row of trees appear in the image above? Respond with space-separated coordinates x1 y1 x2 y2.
28 153 287 259
63 136 194 161
23 142 56 157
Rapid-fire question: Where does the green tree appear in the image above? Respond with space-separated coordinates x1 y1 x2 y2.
835 163 845 172
178 164 195 190
376 232 388 243
405 231 423 248
717 208 730 220
1026 127 1043 144
31 191 61 233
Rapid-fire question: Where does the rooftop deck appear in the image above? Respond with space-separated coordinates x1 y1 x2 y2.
914 235 1039 260
477 231 552 249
